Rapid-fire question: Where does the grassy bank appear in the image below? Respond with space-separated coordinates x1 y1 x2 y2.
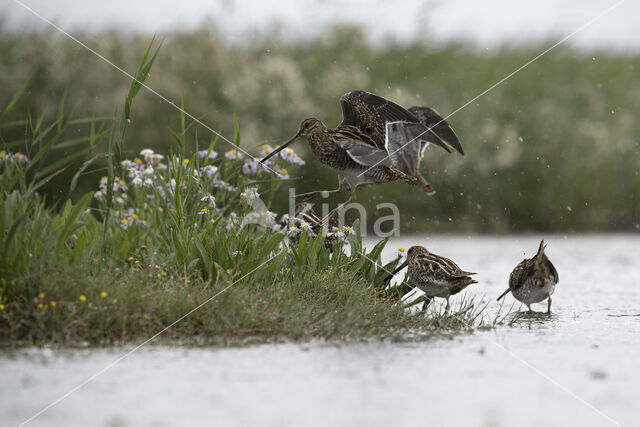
1 26 639 232
0 41 485 345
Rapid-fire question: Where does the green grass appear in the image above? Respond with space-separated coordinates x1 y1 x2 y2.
0 39 486 346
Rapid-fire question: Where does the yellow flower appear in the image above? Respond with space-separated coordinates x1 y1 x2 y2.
49 301 56 308
134 157 143 165
88 303 93 308
183 158 189 165
0 304 5 310
37 303 44 310
0 150 5 159
118 180 126 186
131 214 139 221
38 292 45 299
100 291 108 298
79 295 87 302
157 273 162 279
398 247 405 252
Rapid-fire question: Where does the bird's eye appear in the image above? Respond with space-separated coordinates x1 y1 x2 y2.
304 122 310 128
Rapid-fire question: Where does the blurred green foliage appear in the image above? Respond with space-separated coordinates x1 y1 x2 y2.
1 25 639 232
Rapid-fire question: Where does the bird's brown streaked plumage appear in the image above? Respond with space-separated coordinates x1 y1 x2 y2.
386 245 477 311
259 90 463 198
287 202 335 251
497 239 559 313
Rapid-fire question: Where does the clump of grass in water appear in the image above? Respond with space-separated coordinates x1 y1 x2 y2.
0 39 487 346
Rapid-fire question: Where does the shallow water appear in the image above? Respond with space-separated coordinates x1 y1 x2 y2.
2 235 638 427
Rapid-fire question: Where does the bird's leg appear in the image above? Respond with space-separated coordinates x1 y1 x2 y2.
295 176 347 199
421 296 433 312
445 297 450 313
294 190 323 200
526 304 532 313
547 296 552 314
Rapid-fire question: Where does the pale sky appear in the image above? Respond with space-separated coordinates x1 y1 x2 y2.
3 0 638 51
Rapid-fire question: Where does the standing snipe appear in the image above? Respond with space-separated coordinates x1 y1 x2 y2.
386 245 477 311
287 202 335 251
497 240 559 313
260 90 463 200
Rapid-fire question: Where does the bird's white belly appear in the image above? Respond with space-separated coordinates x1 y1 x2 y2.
513 278 555 304
415 280 450 298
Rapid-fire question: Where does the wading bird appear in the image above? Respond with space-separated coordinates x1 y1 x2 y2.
260 90 463 202
497 240 559 313
287 202 335 251
386 245 477 311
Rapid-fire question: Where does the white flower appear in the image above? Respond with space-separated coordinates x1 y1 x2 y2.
131 177 143 187
327 226 345 238
394 247 407 259
121 160 133 169
240 187 260 201
260 145 274 157
197 150 208 159
224 149 243 160
151 154 164 164
342 226 355 236
140 149 156 163
202 165 218 177
242 160 259 175
200 193 216 208
143 166 154 178
288 226 300 236
94 191 104 202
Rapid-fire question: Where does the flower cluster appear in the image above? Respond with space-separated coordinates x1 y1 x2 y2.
197 149 219 161
0 150 29 164
116 210 148 230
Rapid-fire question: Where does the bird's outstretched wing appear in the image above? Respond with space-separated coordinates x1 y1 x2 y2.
339 90 422 151
335 139 394 168
408 106 464 155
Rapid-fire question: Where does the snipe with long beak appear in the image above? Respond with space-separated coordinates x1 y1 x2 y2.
497 240 559 313
385 245 477 311
260 90 463 200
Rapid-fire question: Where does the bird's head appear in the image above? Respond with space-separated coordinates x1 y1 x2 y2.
259 118 325 163
407 245 429 258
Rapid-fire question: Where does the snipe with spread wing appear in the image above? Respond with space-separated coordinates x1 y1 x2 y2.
497 240 559 313
386 245 477 311
260 90 463 200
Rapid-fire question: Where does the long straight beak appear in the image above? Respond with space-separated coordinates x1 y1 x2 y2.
384 260 408 282
260 132 300 163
